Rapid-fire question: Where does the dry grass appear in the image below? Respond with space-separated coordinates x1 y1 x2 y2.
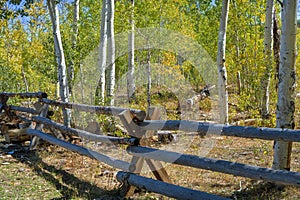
1 134 300 199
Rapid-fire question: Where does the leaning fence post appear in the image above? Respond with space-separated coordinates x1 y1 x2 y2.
119 107 171 197
144 107 171 183
119 109 145 196
30 102 49 149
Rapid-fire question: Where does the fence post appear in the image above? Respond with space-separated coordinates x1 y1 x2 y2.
0 95 14 120
30 102 49 149
0 95 8 112
144 107 171 183
119 107 171 197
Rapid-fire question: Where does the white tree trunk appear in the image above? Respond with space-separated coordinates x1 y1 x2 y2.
106 0 115 106
127 0 135 103
68 0 80 97
272 0 297 170
147 48 151 110
97 0 108 104
261 0 274 118
47 0 70 127
217 0 229 124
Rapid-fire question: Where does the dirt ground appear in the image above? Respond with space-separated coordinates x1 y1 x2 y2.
1 134 300 200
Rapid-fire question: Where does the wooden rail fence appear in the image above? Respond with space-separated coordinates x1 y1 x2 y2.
1 92 300 200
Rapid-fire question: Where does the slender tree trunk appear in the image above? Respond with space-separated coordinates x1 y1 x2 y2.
96 0 108 105
147 48 151 110
47 0 71 127
127 0 135 103
79 63 84 102
261 0 274 119
68 0 80 99
272 0 297 170
273 8 280 85
106 0 115 106
236 71 241 95
217 0 229 124
21 64 29 92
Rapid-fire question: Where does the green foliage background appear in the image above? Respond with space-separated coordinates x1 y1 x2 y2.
1 0 300 126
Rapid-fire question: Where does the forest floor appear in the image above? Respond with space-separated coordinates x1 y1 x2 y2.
1 88 300 199
0 134 300 200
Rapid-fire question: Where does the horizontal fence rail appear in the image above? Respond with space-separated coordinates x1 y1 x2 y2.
26 129 131 172
138 120 300 142
32 116 139 145
0 92 48 99
2 92 300 199
116 171 230 200
127 146 300 186
10 105 39 114
39 98 146 121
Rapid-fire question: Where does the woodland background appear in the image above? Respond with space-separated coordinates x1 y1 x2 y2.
1 0 299 126
1 1 300 199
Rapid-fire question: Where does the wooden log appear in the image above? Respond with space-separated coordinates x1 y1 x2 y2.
32 116 139 145
127 146 300 187
16 115 32 123
0 103 4 112
0 92 47 99
137 120 300 142
119 107 171 197
143 107 171 183
26 129 131 171
119 110 144 138
40 98 146 121
5 128 31 143
118 109 147 197
30 104 49 149
116 171 229 200
0 95 13 120
9 105 39 114
186 85 215 106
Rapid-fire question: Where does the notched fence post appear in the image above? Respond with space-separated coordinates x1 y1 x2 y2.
119 107 171 197
30 102 49 150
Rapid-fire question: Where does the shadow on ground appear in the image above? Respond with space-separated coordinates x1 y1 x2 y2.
229 182 286 200
0 143 123 200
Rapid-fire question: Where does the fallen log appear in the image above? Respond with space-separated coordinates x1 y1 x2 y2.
186 85 215 106
4 128 31 143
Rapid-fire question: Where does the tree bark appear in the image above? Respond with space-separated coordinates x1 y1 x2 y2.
217 0 229 124
96 0 108 105
146 48 151 110
273 8 280 84
47 0 71 127
106 0 115 106
127 0 135 103
272 0 297 170
21 64 29 92
68 0 80 98
261 0 274 119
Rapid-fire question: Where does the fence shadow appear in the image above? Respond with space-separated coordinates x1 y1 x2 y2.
1 143 121 200
230 182 286 200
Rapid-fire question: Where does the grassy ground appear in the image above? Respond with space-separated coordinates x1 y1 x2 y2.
1 89 300 199
0 135 300 200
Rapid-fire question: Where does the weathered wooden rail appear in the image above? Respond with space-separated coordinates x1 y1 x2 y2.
1 91 300 199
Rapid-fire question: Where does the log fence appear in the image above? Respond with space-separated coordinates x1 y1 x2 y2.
1 92 300 199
